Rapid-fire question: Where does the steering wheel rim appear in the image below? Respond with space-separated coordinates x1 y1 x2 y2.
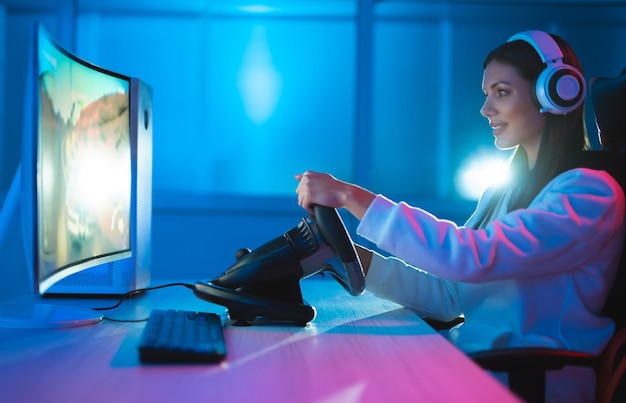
312 205 365 296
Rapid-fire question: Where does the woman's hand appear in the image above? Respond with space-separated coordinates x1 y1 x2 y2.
295 171 347 212
295 170 376 220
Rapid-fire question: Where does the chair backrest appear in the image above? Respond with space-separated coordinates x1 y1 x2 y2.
592 67 626 154
590 68 626 328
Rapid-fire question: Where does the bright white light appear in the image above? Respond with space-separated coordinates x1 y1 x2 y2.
455 151 510 200
72 149 129 209
238 25 282 125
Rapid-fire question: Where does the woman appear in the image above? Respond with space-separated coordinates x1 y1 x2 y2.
295 31 625 402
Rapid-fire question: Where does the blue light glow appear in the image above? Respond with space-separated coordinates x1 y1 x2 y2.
238 5 281 14
237 25 282 125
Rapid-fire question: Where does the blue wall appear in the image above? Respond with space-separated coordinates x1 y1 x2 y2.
2 0 626 301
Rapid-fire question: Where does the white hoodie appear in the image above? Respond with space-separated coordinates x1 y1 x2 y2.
359 168 625 403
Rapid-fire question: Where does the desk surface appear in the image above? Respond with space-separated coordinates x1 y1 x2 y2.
0 277 519 403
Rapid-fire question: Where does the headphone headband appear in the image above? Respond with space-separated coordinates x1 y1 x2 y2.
508 30 564 65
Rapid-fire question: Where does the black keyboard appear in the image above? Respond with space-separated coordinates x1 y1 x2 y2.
138 309 227 363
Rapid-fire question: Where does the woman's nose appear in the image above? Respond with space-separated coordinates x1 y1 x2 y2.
480 98 493 118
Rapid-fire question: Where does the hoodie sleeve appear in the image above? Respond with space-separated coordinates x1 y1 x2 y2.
365 250 463 321
358 168 625 283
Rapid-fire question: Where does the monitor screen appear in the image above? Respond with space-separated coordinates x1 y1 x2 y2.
36 26 132 293
18 23 152 297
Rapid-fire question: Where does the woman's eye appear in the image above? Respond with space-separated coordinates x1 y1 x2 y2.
496 89 508 97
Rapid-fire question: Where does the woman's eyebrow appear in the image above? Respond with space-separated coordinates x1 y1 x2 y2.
490 80 510 89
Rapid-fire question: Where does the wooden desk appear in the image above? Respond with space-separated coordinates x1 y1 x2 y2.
0 276 519 402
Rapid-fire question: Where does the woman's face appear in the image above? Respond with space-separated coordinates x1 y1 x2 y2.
481 60 546 167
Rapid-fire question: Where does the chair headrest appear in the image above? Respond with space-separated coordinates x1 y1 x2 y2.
591 67 626 152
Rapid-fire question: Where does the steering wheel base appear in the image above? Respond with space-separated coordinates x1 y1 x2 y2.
193 205 364 325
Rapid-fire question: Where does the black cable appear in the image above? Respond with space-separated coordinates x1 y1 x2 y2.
94 282 195 323
102 316 149 323
93 282 194 311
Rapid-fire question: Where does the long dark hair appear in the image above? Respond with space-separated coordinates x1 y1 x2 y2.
472 33 590 229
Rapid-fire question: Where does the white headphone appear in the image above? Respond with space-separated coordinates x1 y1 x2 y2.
507 30 586 115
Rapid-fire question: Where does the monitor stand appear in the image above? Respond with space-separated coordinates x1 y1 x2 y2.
0 302 103 329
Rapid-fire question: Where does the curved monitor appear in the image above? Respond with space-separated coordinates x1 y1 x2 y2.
20 23 153 297
0 23 152 328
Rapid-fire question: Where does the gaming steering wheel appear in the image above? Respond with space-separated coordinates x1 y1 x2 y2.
193 205 365 325
309 205 365 296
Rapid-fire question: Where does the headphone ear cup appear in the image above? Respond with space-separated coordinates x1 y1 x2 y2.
535 63 585 114
507 30 586 115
